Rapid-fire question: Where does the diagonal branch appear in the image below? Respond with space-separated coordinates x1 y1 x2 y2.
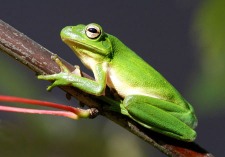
0 19 214 157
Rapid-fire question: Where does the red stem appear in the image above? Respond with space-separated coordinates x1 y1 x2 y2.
0 95 81 119
0 105 77 119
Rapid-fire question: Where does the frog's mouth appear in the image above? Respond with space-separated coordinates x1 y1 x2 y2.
61 38 106 57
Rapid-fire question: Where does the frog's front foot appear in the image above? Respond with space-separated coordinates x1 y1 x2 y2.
38 73 72 91
38 55 73 91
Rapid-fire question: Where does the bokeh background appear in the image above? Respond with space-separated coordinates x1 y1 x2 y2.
0 0 225 156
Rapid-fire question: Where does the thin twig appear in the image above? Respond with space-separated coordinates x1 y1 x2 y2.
0 19 214 157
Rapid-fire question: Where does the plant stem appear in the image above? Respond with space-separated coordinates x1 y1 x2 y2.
0 95 90 119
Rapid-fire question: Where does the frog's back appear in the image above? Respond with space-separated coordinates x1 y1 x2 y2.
107 35 186 106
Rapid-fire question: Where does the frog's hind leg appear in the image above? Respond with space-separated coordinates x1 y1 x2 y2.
122 95 197 141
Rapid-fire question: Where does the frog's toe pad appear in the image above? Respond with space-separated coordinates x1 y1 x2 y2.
38 74 58 81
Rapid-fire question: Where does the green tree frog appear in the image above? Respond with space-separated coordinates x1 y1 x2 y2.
38 23 197 142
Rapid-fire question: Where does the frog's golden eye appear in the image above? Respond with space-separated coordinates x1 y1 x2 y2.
85 24 101 39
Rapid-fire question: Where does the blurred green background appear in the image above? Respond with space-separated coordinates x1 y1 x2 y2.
0 0 224 156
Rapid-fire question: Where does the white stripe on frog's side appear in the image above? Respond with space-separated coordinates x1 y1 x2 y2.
106 67 160 99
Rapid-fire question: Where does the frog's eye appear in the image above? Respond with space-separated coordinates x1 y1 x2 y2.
85 24 101 39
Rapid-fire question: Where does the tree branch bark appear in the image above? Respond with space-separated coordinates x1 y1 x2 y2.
0 19 214 157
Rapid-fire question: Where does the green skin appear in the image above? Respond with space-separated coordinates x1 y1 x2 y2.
38 23 197 142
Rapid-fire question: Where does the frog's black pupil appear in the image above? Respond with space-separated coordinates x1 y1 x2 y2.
88 28 97 33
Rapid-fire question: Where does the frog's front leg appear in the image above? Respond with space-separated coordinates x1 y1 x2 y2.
37 55 74 90
38 55 107 95
120 95 197 142
38 56 83 90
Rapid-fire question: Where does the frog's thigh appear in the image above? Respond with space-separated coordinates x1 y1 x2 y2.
123 95 196 141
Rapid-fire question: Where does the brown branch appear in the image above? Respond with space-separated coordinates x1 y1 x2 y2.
0 19 214 157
